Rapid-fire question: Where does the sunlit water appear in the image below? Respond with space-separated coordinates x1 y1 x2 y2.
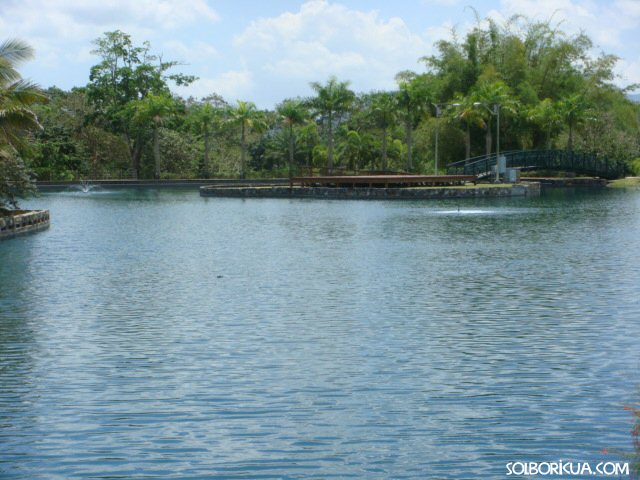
1 187 639 479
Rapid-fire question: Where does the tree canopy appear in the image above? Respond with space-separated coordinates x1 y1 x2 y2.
0 39 46 209
7 15 640 182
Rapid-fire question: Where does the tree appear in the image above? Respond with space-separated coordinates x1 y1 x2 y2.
0 39 46 152
337 130 376 172
473 80 519 155
189 103 219 178
558 93 591 153
369 91 398 171
228 100 264 179
131 93 176 178
297 122 320 171
396 72 434 171
86 30 195 178
185 94 230 178
309 76 355 173
449 93 485 160
527 98 563 149
0 39 46 209
277 99 308 180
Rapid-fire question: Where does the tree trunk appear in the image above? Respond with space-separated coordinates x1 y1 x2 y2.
203 124 210 177
568 115 574 153
405 120 412 172
381 126 388 171
465 123 471 161
288 124 294 180
129 131 143 179
240 121 246 179
124 132 137 179
153 123 160 179
485 123 492 156
327 111 333 174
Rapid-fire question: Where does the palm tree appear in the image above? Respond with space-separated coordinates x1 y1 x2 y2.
450 93 485 161
527 98 563 149
396 72 432 171
309 76 354 174
277 99 308 180
297 122 320 172
0 39 47 153
229 100 264 179
473 80 518 156
337 130 367 172
189 101 225 177
0 39 46 209
558 93 590 154
132 93 175 179
369 92 398 171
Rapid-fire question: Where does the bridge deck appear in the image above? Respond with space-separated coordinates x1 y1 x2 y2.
292 175 477 188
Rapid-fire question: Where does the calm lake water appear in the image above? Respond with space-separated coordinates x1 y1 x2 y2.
1 187 639 479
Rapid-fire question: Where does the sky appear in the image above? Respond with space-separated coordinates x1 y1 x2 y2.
2 0 639 108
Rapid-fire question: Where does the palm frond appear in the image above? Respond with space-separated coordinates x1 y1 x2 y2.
2 79 47 106
0 39 34 66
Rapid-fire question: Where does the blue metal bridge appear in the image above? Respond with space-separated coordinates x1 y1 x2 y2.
446 150 627 180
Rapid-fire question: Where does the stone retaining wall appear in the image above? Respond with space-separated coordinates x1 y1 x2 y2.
200 183 540 199
0 210 50 239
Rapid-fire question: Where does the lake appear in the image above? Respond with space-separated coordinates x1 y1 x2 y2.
1 187 639 479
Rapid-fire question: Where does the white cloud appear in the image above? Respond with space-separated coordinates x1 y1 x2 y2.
0 0 219 61
0 0 220 89
616 59 640 92
179 70 254 101
233 0 431 99
162 40 220 66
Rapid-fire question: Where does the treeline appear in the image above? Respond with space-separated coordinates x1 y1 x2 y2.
27 15 640 180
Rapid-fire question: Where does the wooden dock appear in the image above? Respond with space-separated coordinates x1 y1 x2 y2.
291 175 477 188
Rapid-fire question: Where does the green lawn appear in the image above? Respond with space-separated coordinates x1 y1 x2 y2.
608 177 640 188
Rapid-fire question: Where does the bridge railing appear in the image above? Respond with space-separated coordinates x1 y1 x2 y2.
446 150 627 179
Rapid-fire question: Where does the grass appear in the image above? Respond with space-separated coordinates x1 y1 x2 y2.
608 177 640 188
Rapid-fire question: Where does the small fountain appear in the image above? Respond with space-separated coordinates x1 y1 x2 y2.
68 180 101 193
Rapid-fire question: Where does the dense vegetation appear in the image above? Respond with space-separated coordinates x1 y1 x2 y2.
0 39 47 210
6 15 640 189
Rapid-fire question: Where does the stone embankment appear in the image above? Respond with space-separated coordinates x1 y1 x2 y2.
522 177 608 187
200 183 540 199
0 210 50 239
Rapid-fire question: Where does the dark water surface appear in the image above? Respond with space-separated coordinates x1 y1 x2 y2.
1 187 639 479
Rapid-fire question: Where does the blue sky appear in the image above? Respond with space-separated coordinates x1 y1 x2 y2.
2 0 639 108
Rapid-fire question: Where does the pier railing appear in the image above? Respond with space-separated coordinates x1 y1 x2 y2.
446 150 627 179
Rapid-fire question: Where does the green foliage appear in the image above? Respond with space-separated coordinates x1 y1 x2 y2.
228 100 266 178
0 38 45 208
276 99 308 177
157 127 201 178
628 158 640 176
26 18 640 180
86 30 195 178
310 76 355 171
0 148 36 209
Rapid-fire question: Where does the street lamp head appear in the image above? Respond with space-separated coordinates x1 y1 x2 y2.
473 102 482 106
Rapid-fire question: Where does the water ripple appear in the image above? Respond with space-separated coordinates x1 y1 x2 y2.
0 188 639 479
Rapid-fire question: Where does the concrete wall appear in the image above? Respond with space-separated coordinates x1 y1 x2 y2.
0 210 50 239
200 183 540 200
